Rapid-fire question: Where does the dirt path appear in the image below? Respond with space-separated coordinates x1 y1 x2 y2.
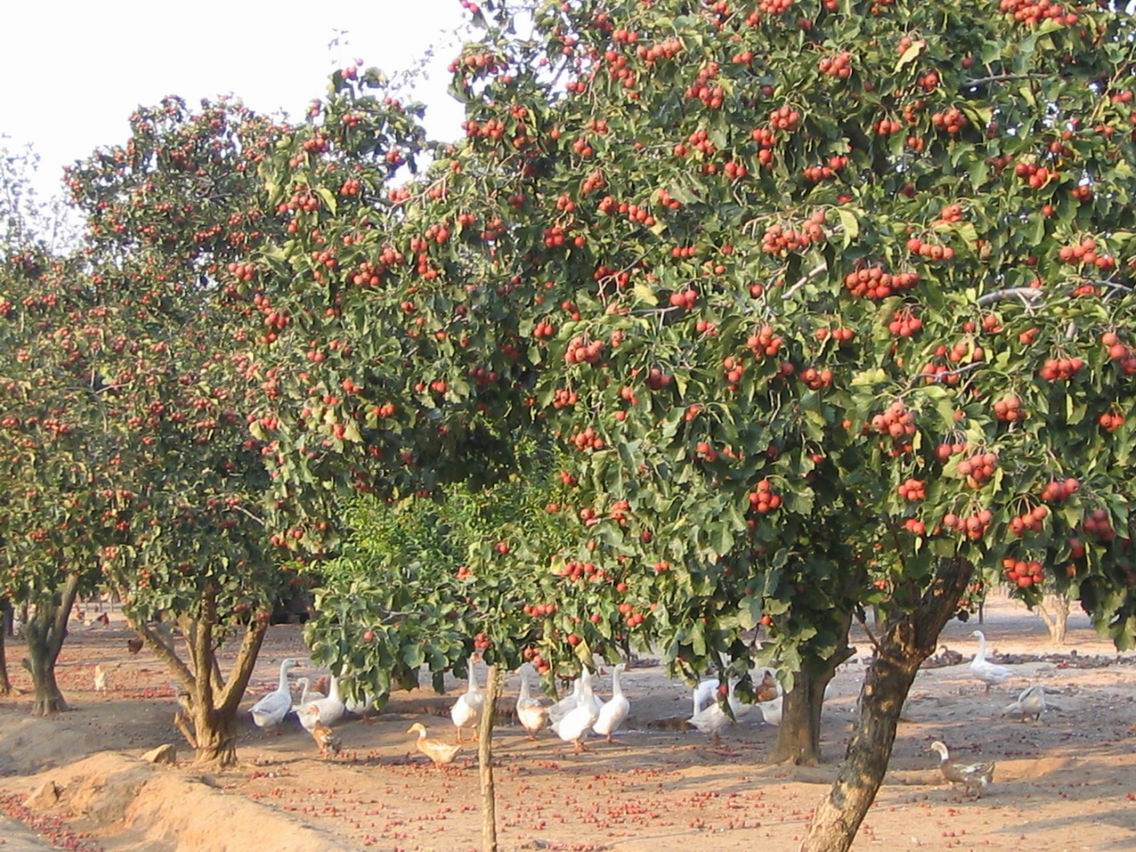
0 817 54 850
1 593 1134 851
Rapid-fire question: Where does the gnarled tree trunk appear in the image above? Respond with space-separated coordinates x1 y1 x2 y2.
0 598 12 695
132 585 267 767
771 611 854 766
22 574 81 715
802 558 973 852
478 664 500 852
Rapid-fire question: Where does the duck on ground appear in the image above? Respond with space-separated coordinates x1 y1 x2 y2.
516 669 549 739
450 657 485 743
250 658 299 731
302 705 342 758
408 722 463 766
969 630 1013 693
553 670 600 752
289 677 325 716
688 680 751 745
298 673 345 729
593 664 630 743
928 740 995 799
1001 684 1046 721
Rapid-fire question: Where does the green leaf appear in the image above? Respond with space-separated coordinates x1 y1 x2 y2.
836 208 859 247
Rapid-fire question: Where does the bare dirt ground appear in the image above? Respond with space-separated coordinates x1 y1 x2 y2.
1 593 1134 851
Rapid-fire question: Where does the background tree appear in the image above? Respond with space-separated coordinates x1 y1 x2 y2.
62 97 292 763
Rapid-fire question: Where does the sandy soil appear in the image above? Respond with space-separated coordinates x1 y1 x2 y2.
1 593 1134 851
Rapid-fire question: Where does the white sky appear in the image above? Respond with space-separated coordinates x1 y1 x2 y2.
1 0 470 200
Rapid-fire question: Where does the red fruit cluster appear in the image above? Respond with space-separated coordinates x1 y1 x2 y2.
999 0 1078 27
723 159 749 181
695 441 718 462
653 560 670 574
818 52 853 79
635 37 682 64
888 307 923 338
565 335 603 365
1041 478 1079 502
898 478 926 502
1039 356 1084 381
958 452 998 487
532 319 556 339
931 107 968 135
1009 504 1048 536
906 236 956 261
843 265 919 300
645 367 673 390
993 395 1025 423
749 479 782 513
761 211 826 254
694 318 719 336
1003 558 1044 588
747 324 784 359
474 632 491 651
570 425 605 452
552 387 579 409
1101 332 1136 374
1083 509 1115 542
1014 161 1058 189
919 70 941 92
1058 237 1116 270
1099 410 1125 432
815 326 856 345
722 355 746 388
758 0 794 14
937 203 964 224
943 508 993 540
870 401 917 445
904 517 927 535
803 155 848 182
801 366 834 390
670 289 698 310
921 360 962 386
751 127 777 166
686 62 724 109
674 128 717 159
227 261 257 281
874 117 903 136
521 645 551 674
555 559 607 583
769 104 801 131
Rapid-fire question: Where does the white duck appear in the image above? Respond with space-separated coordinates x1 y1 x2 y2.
299 673 346 728
687 680 750 744
757 694 783 726
579 666 605 715
251 658 299 730
289 677 325 715
548 677 584 726
553 669 600 752
516 670 549 738
450 657 485 742
929 740 995 799
970 630 1013 693
1001 684 1046 721
593 664 630 743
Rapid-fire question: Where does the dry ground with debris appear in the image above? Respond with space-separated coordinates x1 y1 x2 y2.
1 593 1134 851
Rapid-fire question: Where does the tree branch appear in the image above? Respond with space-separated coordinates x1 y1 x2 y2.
49 573 82 661
217 619 269 715
976 287 1043 306
195 586 217 712
782 262 829 301
132 617 195 693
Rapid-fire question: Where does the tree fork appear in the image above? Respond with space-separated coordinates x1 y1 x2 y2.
801 558 973 852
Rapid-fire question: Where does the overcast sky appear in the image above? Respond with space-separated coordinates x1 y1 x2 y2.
1 0 470 199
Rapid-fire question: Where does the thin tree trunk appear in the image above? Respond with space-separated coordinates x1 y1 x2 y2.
802 558 973 852
0 599 11 695
478 664 499 852
1036 594 1070 646
24 574 81 716
771 644 853 766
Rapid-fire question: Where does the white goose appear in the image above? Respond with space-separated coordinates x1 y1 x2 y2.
579 666 605 715
450 657 485 742
516 670 549 738
687 680 750 744
289 677 325 715
553 669 600 752
757 694 783 726
548 677 584 726
251 658 299 730
593 664 630 743
970 630 1013 693
299 673 346 728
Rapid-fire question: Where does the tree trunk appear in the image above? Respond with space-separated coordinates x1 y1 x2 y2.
771 619 855 766
23 574 81 716
0 599 11 695
802 558 973 852
1036 594 1070 646
478 664 499 852
189 706 238 767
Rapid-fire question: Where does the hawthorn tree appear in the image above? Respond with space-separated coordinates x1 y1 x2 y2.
62 97 293 763
239 1 1136 846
